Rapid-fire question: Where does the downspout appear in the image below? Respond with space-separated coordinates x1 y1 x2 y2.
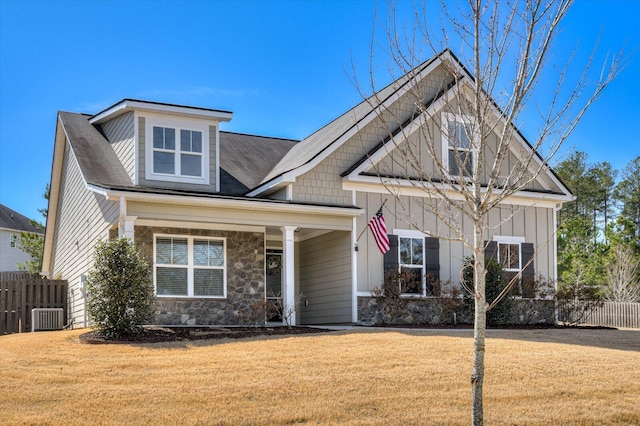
553 203 560 324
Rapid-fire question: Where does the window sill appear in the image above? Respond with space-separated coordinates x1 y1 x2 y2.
146 173 209 185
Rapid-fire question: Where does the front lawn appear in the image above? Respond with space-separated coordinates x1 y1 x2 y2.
1 328 638 425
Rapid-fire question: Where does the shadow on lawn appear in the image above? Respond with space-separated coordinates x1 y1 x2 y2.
373 326 640 353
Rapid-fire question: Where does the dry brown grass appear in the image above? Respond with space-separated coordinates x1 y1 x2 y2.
1 328 639 425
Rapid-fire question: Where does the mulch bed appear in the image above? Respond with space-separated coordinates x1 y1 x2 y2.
78 326 334 344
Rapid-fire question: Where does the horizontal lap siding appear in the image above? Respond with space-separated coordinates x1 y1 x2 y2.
299 231 352 324
51 141 119 327
0 231 35 271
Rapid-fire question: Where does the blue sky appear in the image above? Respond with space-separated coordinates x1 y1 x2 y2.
1 0 638 222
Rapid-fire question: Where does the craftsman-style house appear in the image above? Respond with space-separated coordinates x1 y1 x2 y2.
43 50 572 327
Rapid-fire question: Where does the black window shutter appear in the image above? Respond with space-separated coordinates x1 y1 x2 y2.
424 237 440 281
521 243 535 298
484 240 498 263
383 235 399 277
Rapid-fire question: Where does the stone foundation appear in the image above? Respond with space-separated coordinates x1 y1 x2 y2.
357 296 555 325
136 226 265 326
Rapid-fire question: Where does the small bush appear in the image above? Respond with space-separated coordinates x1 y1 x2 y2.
462 257 512 326
87 238 155 338
371 269 417 324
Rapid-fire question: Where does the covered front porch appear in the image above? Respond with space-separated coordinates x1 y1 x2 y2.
112 192 361 326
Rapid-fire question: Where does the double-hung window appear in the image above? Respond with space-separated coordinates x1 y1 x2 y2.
152 127 203 177
442 113 474 177
496 237 523 297
155 235 226 298
10 234 17 248
145 115 210 185
399 236 424 295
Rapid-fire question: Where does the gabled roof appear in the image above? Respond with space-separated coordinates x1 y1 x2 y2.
0 204 42 234
250 50 454 196
58 112 133 188
250 48 571 199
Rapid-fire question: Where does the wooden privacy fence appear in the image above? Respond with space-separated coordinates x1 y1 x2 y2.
558 300 640 329
0 273 68 334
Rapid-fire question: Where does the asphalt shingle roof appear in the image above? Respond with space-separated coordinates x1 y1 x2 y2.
56 112 298 196
0 204 43 233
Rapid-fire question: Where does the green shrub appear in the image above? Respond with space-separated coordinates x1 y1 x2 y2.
87 238 155 338
462 257 512 326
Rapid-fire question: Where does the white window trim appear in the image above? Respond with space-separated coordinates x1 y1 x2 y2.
144 113 210 185
494 235 525 296
153 234 226 299
393 229 429 298
441 112 477 179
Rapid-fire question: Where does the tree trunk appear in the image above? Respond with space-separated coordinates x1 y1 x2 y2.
471 222 487 425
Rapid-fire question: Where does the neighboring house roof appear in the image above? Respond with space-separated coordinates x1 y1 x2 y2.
0 204 42 234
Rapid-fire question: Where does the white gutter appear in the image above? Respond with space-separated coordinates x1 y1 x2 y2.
85 184 363 217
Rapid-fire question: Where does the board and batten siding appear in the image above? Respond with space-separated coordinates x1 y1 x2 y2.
137 116 218 192
299 231 352 324
356 192 555 293
100 111 135 184
50 140 119 327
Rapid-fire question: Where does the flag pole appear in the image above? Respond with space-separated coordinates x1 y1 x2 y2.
356 198 388 243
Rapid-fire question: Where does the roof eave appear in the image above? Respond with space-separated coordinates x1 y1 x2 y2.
90 99 233 124
87 184 363 217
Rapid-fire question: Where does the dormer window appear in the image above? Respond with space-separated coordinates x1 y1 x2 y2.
145 114 210 185
152 127 203 177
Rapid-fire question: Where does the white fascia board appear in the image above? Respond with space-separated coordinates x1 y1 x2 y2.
42 116 73 274
0 227 44 235
90 100 233 125
249 55 448 197
342 175 572 208
246 175 286 198
85 185 364 217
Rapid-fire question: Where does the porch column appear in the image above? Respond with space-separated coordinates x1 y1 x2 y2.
119 216 137 241
281 226 297 326
118 197 136 241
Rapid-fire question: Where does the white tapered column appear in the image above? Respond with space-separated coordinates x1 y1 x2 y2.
281 226 297 325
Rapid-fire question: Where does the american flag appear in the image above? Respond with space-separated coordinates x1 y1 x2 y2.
368 207 390 254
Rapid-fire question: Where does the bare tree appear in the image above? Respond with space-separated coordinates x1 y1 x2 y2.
605 245 640 303
356 1 622 424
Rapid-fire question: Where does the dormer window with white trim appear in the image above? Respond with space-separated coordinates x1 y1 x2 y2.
145 114 210 185
442 112 475 178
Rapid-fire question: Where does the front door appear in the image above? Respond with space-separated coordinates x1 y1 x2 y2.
266 249 283 322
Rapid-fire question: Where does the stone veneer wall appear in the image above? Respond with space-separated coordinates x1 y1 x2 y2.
136 226 265 326
357 296 555 325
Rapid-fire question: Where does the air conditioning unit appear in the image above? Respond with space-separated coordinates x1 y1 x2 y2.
31 308 64 332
